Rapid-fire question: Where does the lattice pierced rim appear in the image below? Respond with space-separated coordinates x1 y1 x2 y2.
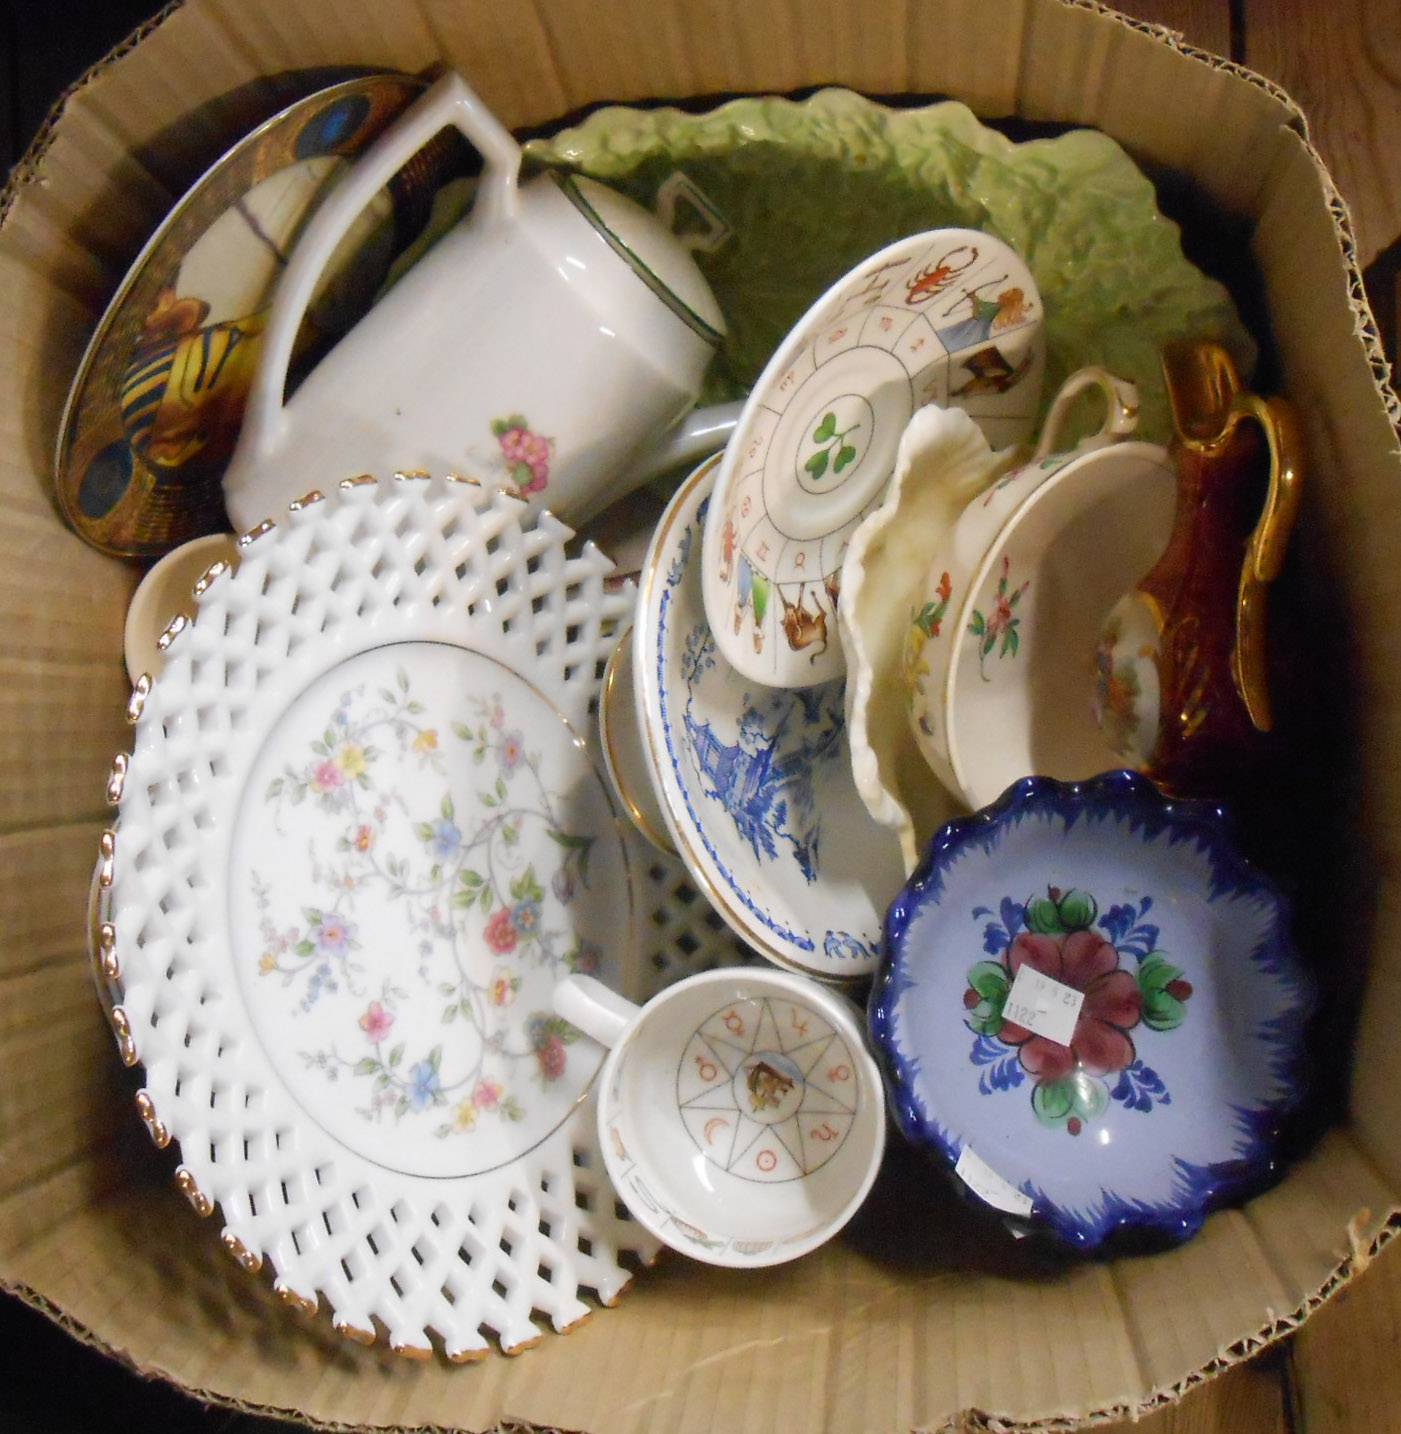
97 474 749 1361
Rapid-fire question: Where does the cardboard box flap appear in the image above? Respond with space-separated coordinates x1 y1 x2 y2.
1018 2 1302 219
0 658 129 828
4 1146 1394 1434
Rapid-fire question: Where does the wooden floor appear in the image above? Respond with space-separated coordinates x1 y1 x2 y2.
3 1 1401 1431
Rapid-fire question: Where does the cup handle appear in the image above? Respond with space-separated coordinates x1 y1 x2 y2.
553 974 639 1048
238 72 523 465
1227 393 1304 732
1030 367 1140 464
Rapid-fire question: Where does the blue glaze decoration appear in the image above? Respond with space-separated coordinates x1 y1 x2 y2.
870 769 1312 1250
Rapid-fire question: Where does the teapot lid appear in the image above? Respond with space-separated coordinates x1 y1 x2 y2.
559 175 726 345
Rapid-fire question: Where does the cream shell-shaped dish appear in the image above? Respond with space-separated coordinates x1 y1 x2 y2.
838 406 1019 872
701 226 1045 689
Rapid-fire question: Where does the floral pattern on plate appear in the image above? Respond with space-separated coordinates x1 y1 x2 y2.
871 770 1312 1249
106 476 755 1358
234 641 630 1179
963 887 1191 1136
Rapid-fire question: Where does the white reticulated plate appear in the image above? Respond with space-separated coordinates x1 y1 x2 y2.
636 457 907 984
100 475 751 1360
701 227 1044 689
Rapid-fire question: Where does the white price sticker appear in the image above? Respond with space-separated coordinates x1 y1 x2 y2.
954 1146 1034 1217
1003 964 1083 1047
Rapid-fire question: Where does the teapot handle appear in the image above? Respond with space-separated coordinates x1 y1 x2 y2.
653 171 732 254
240 72 522 460
1227 393 1304 732
1030 366 1140 464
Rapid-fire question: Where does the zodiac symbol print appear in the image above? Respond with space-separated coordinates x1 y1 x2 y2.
674 996 859 1182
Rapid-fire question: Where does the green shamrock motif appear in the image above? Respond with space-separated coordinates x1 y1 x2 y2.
803 411 860 481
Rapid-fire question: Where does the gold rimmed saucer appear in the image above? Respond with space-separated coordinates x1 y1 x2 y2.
56 72 472 559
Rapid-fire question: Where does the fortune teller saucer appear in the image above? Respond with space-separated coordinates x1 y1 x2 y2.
97 474 750 1359
636 456 907 984
870 771 1312 1250
700 227 1045 688
57 73 474 558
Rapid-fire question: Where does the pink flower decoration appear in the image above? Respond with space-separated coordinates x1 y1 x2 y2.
498 731 525 774
498 425 552 495
310 759 343 794
484 907 517 954
998 930 1142 1081
536 1036 567 1081
474 1078 502 1112
318 916 354 954
359 1000 394 1043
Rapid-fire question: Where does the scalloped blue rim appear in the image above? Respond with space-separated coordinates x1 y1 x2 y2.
868 768 1314 1251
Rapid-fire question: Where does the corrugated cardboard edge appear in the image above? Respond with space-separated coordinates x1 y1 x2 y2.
5 1203 1398 1433
1057 0 1400 434
3 2 1401 1431
0 2 187 228
933 1218 1399 1433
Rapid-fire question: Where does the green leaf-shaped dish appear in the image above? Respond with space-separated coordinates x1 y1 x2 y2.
524 88 1255 445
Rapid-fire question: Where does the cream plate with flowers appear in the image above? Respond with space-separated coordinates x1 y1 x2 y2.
102 474 750 1361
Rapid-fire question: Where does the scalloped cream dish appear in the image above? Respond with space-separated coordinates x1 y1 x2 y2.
525 87 1255 449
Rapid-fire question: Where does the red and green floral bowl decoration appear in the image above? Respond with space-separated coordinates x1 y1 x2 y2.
869 769 1312 1250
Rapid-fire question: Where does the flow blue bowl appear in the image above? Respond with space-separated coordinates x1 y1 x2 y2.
870 769 1312 1250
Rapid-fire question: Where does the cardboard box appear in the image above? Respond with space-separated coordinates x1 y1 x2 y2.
1 0 1398 1428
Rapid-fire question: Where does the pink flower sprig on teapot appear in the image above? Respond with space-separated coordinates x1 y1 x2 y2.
491 414 555 496
962 886 1193 1136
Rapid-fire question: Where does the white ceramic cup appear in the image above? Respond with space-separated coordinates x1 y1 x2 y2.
222 72 737 533
554 968 886 1267
904 367 1178 809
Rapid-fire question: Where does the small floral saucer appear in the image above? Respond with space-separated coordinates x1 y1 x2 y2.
635 457 907 983
700 227 1044 689
870 770 1312 1250
100 474 750 1359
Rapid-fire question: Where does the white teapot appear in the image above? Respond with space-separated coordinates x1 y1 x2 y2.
222 72 733 533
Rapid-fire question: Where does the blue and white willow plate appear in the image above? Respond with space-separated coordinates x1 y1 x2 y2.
870 770 1312 1249
634 456 906 983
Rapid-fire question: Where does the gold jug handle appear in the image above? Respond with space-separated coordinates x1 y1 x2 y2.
1224 393 1305 732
